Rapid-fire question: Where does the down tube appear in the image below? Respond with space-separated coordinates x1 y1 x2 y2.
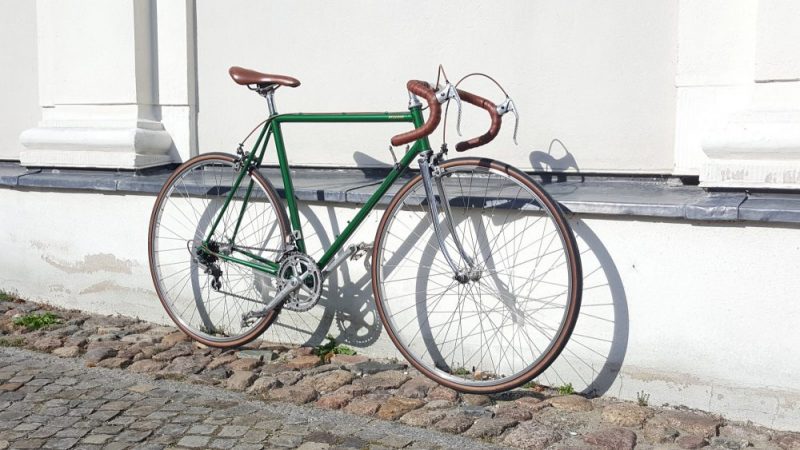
317 142 422 269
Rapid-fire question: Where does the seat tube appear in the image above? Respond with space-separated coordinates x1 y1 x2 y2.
272 121 305 253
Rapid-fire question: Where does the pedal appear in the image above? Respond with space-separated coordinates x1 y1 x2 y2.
240 311 261 328
350 242 373 261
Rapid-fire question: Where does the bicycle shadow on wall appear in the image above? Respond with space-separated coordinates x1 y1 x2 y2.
527 139 628 396
537 219 629 397
530 139 584 185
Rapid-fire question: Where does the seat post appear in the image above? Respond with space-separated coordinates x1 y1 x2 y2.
257 87 278 116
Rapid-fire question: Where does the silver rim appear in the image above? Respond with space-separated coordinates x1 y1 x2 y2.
376 161 575 388
150 156 286 344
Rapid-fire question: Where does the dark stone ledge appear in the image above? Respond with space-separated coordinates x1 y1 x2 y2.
1 162 798 224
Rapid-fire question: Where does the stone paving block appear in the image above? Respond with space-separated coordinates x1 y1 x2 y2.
156 424 189 436
12 423 40 432
28 427 59 438
600 403 649 426
114 430 153 443
583 427 637 450
503 420 561 449
399 408 447 428
11 438 46 449
53 427 90 439
287 355 321 370
80 434 112 445
434 413 475 434
47 416 81 428
268 386 318 404
463 417 518 439
226 371 257 391
187 424 217 435
296 442 330 450
230 444 263 450
269 434 304 448
128 420 161 431
229 358 261 371
218 425 250 438
239 429 269 444
303 370 355 394
377 396 425 421
87 409 121 421
210 438 238 449
676 434 708 449
548 394 593 412
42 437 79 449
343 396 382 417
376 434 413 448
276 371 304 386
177 435 211 448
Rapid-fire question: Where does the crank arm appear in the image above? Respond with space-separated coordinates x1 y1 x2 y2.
241 276 302 326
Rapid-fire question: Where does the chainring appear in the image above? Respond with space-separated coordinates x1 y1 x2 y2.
278 252 323 312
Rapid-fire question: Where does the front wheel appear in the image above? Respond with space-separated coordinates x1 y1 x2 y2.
372 157 582 393
148 153 290 348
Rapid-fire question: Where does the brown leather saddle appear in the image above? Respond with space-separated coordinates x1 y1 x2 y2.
228 66 300 88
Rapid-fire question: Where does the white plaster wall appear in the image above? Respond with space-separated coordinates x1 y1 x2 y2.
0 0 39 160
194 0 677 173
2 187 799 429
755 0 800 82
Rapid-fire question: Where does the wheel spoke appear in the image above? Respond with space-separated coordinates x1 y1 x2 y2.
375 159 581 391
149 155 287 347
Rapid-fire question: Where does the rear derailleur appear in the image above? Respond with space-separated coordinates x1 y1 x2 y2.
194 240 223 290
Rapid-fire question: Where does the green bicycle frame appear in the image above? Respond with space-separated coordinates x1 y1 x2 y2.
203 105 430 276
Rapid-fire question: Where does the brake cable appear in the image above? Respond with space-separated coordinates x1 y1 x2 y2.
441 71 518 145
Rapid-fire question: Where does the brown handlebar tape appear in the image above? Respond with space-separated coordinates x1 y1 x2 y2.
455 89 502 152
390 81 442 147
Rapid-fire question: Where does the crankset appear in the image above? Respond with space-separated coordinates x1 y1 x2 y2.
240 251 322 326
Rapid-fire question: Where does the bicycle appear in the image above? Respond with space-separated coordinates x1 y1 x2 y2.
148 66 583 393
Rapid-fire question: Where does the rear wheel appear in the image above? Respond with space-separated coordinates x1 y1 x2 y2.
148 153 290 348
372 157 582 393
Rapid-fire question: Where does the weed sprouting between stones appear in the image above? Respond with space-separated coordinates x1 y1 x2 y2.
314 334 356 362
13 312 60 331
637 390 650 406
558 382 575 395
0 289 19 302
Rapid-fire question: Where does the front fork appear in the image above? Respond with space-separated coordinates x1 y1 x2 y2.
418 152 481 284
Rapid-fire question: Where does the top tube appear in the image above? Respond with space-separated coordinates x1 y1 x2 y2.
272 111 414 124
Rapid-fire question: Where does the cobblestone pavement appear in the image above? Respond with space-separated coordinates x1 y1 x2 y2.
1 298 800 449
0 348 506 450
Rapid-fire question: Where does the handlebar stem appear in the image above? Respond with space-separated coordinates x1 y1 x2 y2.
408 91 422 109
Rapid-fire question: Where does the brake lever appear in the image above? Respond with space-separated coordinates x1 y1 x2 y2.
496 97 519 145
436 82 463 136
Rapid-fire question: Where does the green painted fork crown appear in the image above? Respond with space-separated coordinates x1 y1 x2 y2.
203 107 429 275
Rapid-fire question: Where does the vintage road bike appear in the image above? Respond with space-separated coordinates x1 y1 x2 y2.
148 66 583 393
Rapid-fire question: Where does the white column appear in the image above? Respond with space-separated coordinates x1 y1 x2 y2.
700 0 800 188
672 0 758 176
19 0 196 169
154 0 198 162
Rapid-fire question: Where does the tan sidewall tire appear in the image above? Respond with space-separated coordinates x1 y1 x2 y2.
371 157 582 393
147 153 290 348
